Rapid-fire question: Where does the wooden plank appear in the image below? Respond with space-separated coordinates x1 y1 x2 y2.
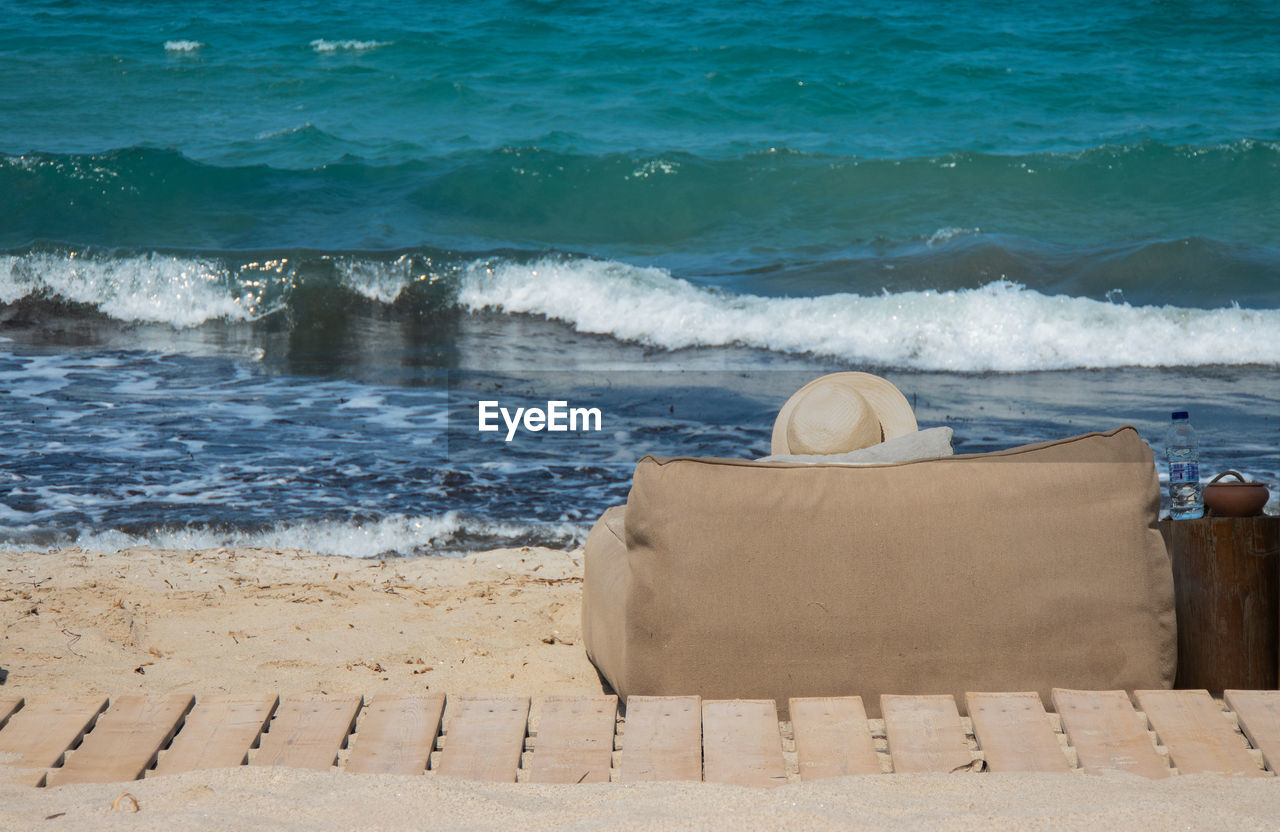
966 692 1071 772
0 696 108 785
45 694 194 786
0 697 22 729
434 694 530 782
1225 690 1280 773
881 695 973 773
345 694 445 776
525 695 618 784
789 696 880 780
1052 689 1170 778
1135 689 1265 776
702 700 787 788
618 695 702 783
252 695 362 771
153 694 278 776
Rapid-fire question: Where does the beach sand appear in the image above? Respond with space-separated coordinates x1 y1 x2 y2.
0 546 599 699
3 545 1280 831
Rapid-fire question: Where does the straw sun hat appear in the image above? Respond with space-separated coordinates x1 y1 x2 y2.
770 372 918 455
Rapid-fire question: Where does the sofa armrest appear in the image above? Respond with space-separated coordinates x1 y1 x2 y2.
582 506 630 692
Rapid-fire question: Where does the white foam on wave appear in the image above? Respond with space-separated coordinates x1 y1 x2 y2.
255 122 316 140
8 249 1280 372
1 250 425 328
1 252 259 327
457 257 1280 372
38 513 585 558
310 39 390 53
164 40 204 52
926 226 981 246
337 255 418 304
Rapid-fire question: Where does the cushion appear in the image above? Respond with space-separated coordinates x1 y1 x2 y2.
582 426 1175 716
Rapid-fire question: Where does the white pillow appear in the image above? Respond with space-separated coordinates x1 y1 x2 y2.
757 426 954 465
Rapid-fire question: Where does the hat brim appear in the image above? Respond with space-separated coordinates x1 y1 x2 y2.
770 372 918 455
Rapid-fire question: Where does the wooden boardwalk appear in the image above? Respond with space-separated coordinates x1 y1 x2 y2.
1 690 1276 787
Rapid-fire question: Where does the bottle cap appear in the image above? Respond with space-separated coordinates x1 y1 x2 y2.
1171 411 1189 420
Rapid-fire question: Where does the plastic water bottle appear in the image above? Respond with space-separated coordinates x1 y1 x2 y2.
1165 411 1203 519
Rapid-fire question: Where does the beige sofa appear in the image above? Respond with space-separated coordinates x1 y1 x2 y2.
582 426 1175 716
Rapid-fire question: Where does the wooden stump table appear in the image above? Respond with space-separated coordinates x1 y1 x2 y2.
1160 516 1280 692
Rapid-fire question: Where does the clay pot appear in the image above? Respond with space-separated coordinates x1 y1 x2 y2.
1204 471 1270 517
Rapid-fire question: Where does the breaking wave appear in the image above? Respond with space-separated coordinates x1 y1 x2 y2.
5 513 588 557
458 258 1280 372
3 248 1280 372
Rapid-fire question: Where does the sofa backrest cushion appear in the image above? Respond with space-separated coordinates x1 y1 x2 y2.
609 426 1174 714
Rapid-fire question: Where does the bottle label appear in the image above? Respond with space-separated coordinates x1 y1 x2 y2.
1170 461 1199 482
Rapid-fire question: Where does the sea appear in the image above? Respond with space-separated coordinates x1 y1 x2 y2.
1 0 1278 555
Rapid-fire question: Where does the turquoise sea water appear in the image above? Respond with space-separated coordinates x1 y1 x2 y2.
1 1 1277 552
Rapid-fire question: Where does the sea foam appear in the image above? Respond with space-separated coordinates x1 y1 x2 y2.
5 250 1280 372
51 513 586 557
1 252 258 327
310 39 390 53
458 257 1280 372
163 40 204 52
